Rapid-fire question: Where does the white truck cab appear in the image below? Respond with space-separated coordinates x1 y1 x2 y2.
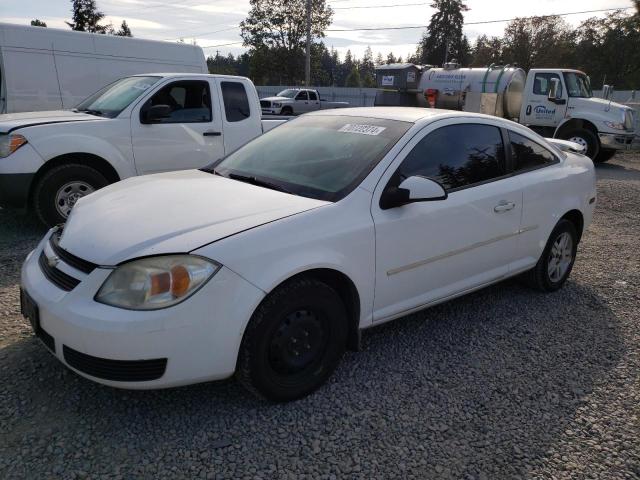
0 73 285 226
260 88 349 115
375 63 637 163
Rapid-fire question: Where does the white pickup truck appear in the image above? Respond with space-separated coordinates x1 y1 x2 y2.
260 88 349 115
0 73 286 226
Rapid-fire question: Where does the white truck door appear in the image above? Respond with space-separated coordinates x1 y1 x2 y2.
131 78 224 175
521 71 568 128
295 90 311 113
215 78 262 154
308 90 321 111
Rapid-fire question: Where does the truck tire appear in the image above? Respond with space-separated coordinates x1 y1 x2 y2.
281 107 293 116
33 163 109 227
594 149 616 163
561 128 600 161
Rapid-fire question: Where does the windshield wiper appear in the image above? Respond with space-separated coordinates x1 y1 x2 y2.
75 108 103 117
228 173 292 194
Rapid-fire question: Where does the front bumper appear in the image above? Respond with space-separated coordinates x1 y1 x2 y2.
20 232 265 389
599 132 637 150
261 107 283 115
0 143 45 208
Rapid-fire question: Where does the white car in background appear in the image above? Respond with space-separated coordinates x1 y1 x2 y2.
20 108 596 402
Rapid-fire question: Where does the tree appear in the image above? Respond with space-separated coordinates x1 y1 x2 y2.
345 66 362 87
360 46 376 87
375 52 384 65
470 35 503 67
501 16 575 71
30 19 47 27
115 20 132 37
240 0 333 84
386 52 397 64
66 0 112 34
418 0 469 66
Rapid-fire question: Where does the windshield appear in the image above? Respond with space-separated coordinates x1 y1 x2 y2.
209 115 412 202
74 76 161 118
563 72 592 98
277 89 299 98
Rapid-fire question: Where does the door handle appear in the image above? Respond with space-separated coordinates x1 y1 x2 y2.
494 201 516 213
203 131 221 136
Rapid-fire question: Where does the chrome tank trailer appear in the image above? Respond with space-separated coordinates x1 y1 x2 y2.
375 63 527 120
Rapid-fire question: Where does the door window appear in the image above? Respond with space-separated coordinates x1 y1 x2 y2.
308 91 318 101
533 73 563 97
295 91 309 101
395 124 507 191
145 80 211 123
221 81 251 122
509 131 558 171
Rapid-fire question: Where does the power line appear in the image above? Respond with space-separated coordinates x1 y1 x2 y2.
325 6 633 32
333 2 429 9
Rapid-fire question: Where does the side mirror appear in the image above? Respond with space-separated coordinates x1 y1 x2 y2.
142 104 171 123
380 176 447 210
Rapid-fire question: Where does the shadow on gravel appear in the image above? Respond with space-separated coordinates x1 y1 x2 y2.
0 278 624 478
595 162 640 181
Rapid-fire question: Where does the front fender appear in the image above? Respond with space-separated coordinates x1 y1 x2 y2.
28 132 136 180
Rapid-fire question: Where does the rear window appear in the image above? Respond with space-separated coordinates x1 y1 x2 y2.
221 81 250 122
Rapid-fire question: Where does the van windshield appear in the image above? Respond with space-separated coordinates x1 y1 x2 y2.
74 76 161 118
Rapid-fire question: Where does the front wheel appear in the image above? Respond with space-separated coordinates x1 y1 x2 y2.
236 277 348 402
561 128 600 160
33 163 109 227
523 219 578 292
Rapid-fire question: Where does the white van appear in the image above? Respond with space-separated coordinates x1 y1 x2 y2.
0 23 208 113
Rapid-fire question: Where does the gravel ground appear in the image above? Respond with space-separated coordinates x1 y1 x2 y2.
1 153 639 479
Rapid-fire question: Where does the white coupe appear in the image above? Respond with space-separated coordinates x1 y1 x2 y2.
20 107 597 401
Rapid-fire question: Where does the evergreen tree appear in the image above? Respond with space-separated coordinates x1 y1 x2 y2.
375 52 384 65
386 52 397 64
345 66 362 87
66 0 112 34
360 46 376 87
115 20 132 37
418 0 469 66
30 19 47 27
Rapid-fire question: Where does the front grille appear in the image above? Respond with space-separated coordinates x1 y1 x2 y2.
260 100 271 108
49 231 97 274
37 326 55 353
63 345 167 382
625 110 634 131
38 252 80 291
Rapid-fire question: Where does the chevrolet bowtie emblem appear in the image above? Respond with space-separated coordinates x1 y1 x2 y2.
47 255 60 268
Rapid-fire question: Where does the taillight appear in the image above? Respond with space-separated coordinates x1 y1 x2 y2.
425 89 438 108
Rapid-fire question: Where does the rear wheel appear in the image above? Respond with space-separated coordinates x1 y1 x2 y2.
561 128 600 160
523 219 578 292
33 163 109 227
236 277 348 402
595 148 616 163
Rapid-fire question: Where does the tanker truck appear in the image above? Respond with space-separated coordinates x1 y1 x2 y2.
374 62 638 162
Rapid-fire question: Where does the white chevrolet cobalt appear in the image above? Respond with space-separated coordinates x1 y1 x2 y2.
21 107 596 401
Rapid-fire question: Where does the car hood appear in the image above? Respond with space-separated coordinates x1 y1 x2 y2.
0 110 104 133
60 170 329 265
261 96 292 103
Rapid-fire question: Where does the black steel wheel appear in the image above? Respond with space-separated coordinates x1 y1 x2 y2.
237 277 348 402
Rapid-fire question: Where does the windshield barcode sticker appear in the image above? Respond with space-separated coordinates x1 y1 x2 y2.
338 124 386 136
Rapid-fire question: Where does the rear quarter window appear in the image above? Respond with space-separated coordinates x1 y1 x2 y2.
221 81 251 122
508 131 559 172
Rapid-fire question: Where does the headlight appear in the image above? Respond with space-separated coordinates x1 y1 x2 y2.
0 134 28 158
95 255 220 310
604 121 626 131
273 103 281 108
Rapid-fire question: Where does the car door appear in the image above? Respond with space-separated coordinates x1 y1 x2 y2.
504 129 565 272
131 78 225 175
522 72 568 127
294 90 311 113
307 90 321 111
371 120 523 322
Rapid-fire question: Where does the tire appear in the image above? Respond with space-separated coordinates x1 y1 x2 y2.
523 219 578 292
33 163 109 227
594 148 616 163
281 107 293 116
561 128 600 161
236 277 348 402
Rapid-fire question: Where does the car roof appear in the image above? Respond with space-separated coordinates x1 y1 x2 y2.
307 106 505 124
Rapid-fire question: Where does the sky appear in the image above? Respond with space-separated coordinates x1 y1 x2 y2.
1 0 635 61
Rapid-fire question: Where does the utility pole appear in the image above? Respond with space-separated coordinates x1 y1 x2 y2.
305 0 312 86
